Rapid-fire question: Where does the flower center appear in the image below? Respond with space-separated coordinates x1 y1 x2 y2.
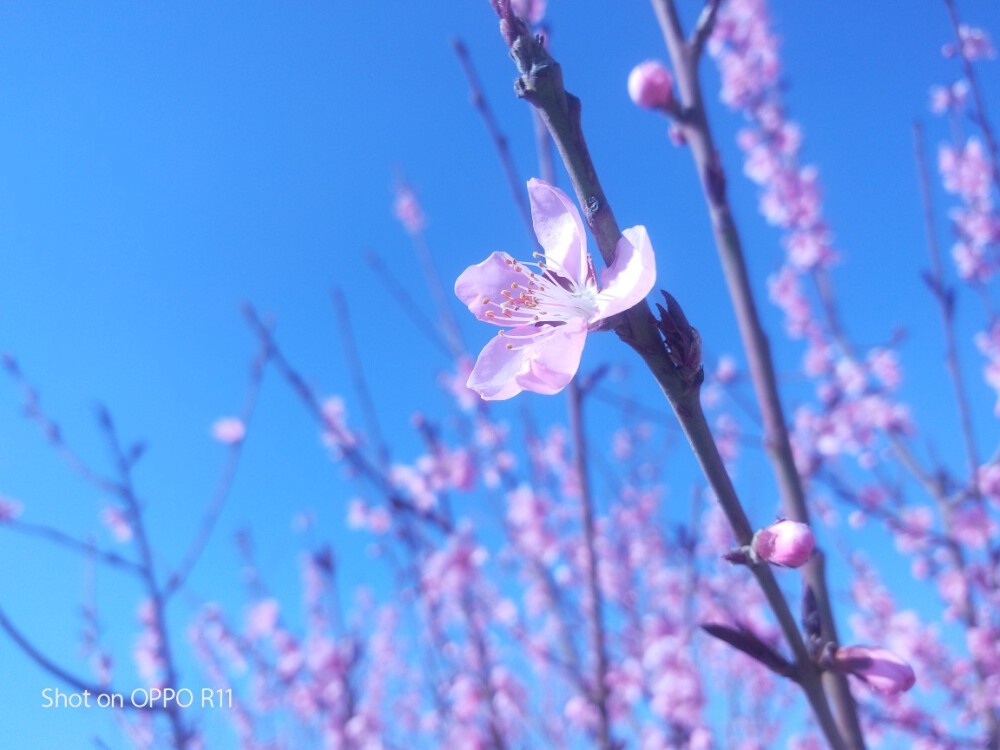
480 253 597 330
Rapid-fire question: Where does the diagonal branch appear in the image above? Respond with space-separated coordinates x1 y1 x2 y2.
453 37 537 244
165 337 269 599
5 520 143 575
332 287 391 469
648 0 865 746
0 603 165 713
484 5 847 747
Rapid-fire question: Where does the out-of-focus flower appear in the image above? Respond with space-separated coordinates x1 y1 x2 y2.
455 179 656 400
942 25 996 61
511 0 546 25
211 417 246 444
929 80 970 115
245 598 280 640
628 60 674 109
751 519 815 568
829 645 916 695
939 139 992 205
715 355 738 384
393 182 425 236
0 494 23 523
101 505 133 543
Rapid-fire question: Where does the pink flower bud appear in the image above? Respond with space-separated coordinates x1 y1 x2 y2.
628 60 673 110
751 519 815 567
831 645 916 695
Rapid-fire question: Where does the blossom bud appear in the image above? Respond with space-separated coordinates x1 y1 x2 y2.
829 645 916 695
656 290 702 383
628 60 674 110
751 519 815 568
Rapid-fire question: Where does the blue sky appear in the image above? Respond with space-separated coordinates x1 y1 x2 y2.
1 0 999 746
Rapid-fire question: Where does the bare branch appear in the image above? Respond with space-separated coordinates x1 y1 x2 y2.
690 0 722 60
332 288 391 469
5 520 143 574
165 337 269 599
0 603 164 713
453 37 537 243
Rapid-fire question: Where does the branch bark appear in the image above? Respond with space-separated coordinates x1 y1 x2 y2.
485 4 847 746
647 1 866 746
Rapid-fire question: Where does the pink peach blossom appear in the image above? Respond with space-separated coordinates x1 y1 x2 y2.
456 179 656 399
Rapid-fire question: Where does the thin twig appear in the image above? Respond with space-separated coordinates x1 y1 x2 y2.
690 0 722 61
409 229 466 358
0 603 165 713
332 288 391 469
567 380 613 749
5 520 143 574
165 336 269 598
97 409 188 748
2 354 120 495
363 250 456 359
242 304 453 533
942 0 1000 190
454 37 537 244
913 121 981 493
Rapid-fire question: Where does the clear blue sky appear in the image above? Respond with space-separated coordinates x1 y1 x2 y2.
1 1 998 746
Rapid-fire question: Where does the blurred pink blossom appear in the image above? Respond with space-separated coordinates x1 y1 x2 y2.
211 416 246 444
929 80 970 114
245 599 280 640
100 505 133 543
942 25 996 61
0 494 23 523
950 503 997 549
393 182 425 236
511 0 546 25
939 139 992 204
715 355 738 384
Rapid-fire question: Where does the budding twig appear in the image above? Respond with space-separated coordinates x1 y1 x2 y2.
649 0 864 746
485 4 845 747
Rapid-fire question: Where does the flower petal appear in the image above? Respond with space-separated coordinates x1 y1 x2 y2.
515 318 587 396
527 178 588 285
467 319 587 400
593 225 656 321
455 252 529 326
